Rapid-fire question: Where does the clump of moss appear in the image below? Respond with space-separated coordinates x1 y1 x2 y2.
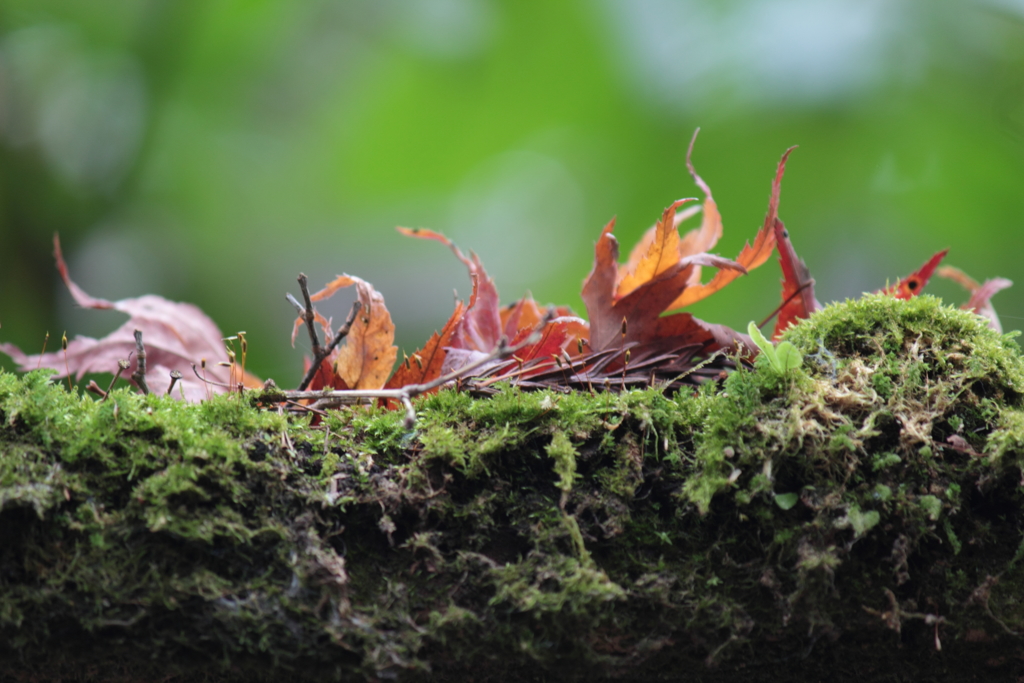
4 295 1024 682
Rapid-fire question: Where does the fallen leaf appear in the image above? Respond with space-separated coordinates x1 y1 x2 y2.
878 249 949 300
937 265 1012 332
619 130 724 298
581 216 745 353
386 301 465 390
615 198 699 298
665 146 795 310
772 218 821 339
397 227 502 352
301 274 397 390
0 235 257 400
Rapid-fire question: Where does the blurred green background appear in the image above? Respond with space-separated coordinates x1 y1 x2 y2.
2 0 1024 385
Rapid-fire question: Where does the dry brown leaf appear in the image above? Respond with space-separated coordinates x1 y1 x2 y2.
300 274 397 390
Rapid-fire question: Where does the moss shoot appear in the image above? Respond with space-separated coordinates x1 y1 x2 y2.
3 295 1024 682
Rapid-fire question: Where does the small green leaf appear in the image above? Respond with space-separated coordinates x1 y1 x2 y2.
774 342 803 372
774 492 799 510
747 321 779 370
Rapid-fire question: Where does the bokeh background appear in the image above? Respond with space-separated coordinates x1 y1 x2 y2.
2 0 1024 385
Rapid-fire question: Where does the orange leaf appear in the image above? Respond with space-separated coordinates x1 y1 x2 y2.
666 146 796 310
304 274 397 390
501 295 545 339
386 301 465 390
615 198 698 298
618 132 725 298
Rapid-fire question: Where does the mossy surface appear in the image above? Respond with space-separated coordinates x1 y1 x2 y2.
3 295 1024 682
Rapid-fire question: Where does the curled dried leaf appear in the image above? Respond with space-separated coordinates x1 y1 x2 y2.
302 274 397 390
0 236 259 400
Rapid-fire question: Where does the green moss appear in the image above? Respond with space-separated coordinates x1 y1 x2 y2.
5 295 1024 681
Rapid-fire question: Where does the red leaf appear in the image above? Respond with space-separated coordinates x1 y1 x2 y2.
305 357 350 391
397 227 502 352
878 250 949 300
772 218 821 339
386 301 465 390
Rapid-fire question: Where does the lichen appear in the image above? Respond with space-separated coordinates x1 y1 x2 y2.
3 295 1024 682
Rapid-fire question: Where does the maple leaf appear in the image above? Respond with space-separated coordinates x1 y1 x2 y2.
615 197 701 297
296 274 397 390
581 215 747 360
663 145 794 311
617 130 724 300
397 227 502 353
0 236 256 400
385 301 465 390
937 265 1012 333
878 250 949 300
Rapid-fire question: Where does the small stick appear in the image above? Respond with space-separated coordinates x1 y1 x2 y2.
103 359 130 401
756 280 815 331
131 330 150 395
288 273 324 360
294 299 361 391
85 380 107 399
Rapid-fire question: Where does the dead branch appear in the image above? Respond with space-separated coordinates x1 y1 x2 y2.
130 330 150 395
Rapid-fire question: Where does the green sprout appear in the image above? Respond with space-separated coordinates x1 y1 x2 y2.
747 322 803 375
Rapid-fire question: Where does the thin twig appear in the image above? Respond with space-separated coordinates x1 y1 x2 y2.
756 280 815 331
131 330 150 395
167 370 182 396
85 380 106 399
295 300 362 391
102 359 130 402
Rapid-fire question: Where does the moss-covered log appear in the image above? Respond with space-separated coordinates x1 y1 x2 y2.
4 295 1024 682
